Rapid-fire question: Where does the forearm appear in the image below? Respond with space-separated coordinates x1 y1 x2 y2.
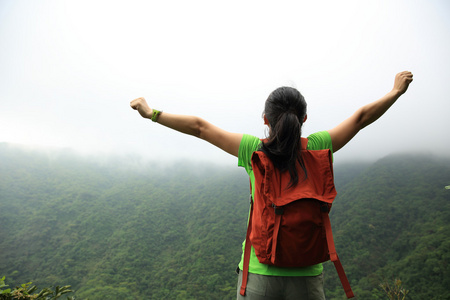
328 71 412 152
130 97 205 138
357 89 402 129
155 111 242 156
155 112 205 138
130 97 242 156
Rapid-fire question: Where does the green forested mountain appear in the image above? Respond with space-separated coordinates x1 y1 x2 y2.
326 154 450 300
0 143 449 299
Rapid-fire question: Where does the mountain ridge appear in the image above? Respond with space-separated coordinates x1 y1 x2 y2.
1 144 449 299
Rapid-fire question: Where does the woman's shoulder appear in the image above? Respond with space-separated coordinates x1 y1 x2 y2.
241 134 261 148
306 131 333 151
239 134 262 155
238 134 262 169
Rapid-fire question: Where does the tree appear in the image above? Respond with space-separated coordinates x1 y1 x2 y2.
0 276 75 300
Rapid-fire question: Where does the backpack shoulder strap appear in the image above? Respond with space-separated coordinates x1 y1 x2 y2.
301 137 308 150
322 206 355 298
240 194 253 296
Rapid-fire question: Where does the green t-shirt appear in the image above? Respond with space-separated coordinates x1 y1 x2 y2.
237 130 333 276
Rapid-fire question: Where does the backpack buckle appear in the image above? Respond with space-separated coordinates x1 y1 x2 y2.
272 203 284 215
321 204 330 213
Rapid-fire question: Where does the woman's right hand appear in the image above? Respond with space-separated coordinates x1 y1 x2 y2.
130 97 153 119
129 96 242 157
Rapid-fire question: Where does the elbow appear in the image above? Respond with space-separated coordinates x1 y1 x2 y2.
355 108 369 130
356 117 366 131
191 117 207 138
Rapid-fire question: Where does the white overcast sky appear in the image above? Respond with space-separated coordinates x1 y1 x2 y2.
1 0 449 165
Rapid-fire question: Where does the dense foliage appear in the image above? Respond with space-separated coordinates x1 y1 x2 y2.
326 154 450 300
1 143 449 299
0 276 74 300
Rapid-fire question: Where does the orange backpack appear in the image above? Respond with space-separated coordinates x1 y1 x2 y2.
239 138 354 298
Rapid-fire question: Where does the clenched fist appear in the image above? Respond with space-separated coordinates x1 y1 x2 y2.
130 97 153 119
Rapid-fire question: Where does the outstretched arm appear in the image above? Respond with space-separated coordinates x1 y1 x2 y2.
328 71 413 153
130 97 243 157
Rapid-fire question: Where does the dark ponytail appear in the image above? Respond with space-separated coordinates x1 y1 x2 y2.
260 86 307 188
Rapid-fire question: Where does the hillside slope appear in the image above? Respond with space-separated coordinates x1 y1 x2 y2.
327 154 450 299
1 144 449 299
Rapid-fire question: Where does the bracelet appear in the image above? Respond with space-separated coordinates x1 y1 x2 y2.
151 109 162 122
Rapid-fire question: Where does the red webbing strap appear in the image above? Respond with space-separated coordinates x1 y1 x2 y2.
240 200 254 296
332 255 354 299
322 209 355 298
271 211 282 265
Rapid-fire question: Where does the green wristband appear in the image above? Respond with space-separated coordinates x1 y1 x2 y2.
151 109 162 122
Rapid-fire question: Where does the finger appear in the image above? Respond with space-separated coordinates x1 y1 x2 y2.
405 73 413 81
130 102 139 110
403 71 413 78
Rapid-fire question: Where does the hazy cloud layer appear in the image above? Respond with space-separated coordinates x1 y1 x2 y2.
1 0 449 165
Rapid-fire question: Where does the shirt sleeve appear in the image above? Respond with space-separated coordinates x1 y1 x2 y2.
307 131 333 152
238 134 261 174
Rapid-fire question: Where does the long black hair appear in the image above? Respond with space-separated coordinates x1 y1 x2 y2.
260 86 307 188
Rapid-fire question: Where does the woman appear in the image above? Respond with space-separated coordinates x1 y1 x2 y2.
130 71 413 300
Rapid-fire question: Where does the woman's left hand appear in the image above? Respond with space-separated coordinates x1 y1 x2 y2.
392 71 413 95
